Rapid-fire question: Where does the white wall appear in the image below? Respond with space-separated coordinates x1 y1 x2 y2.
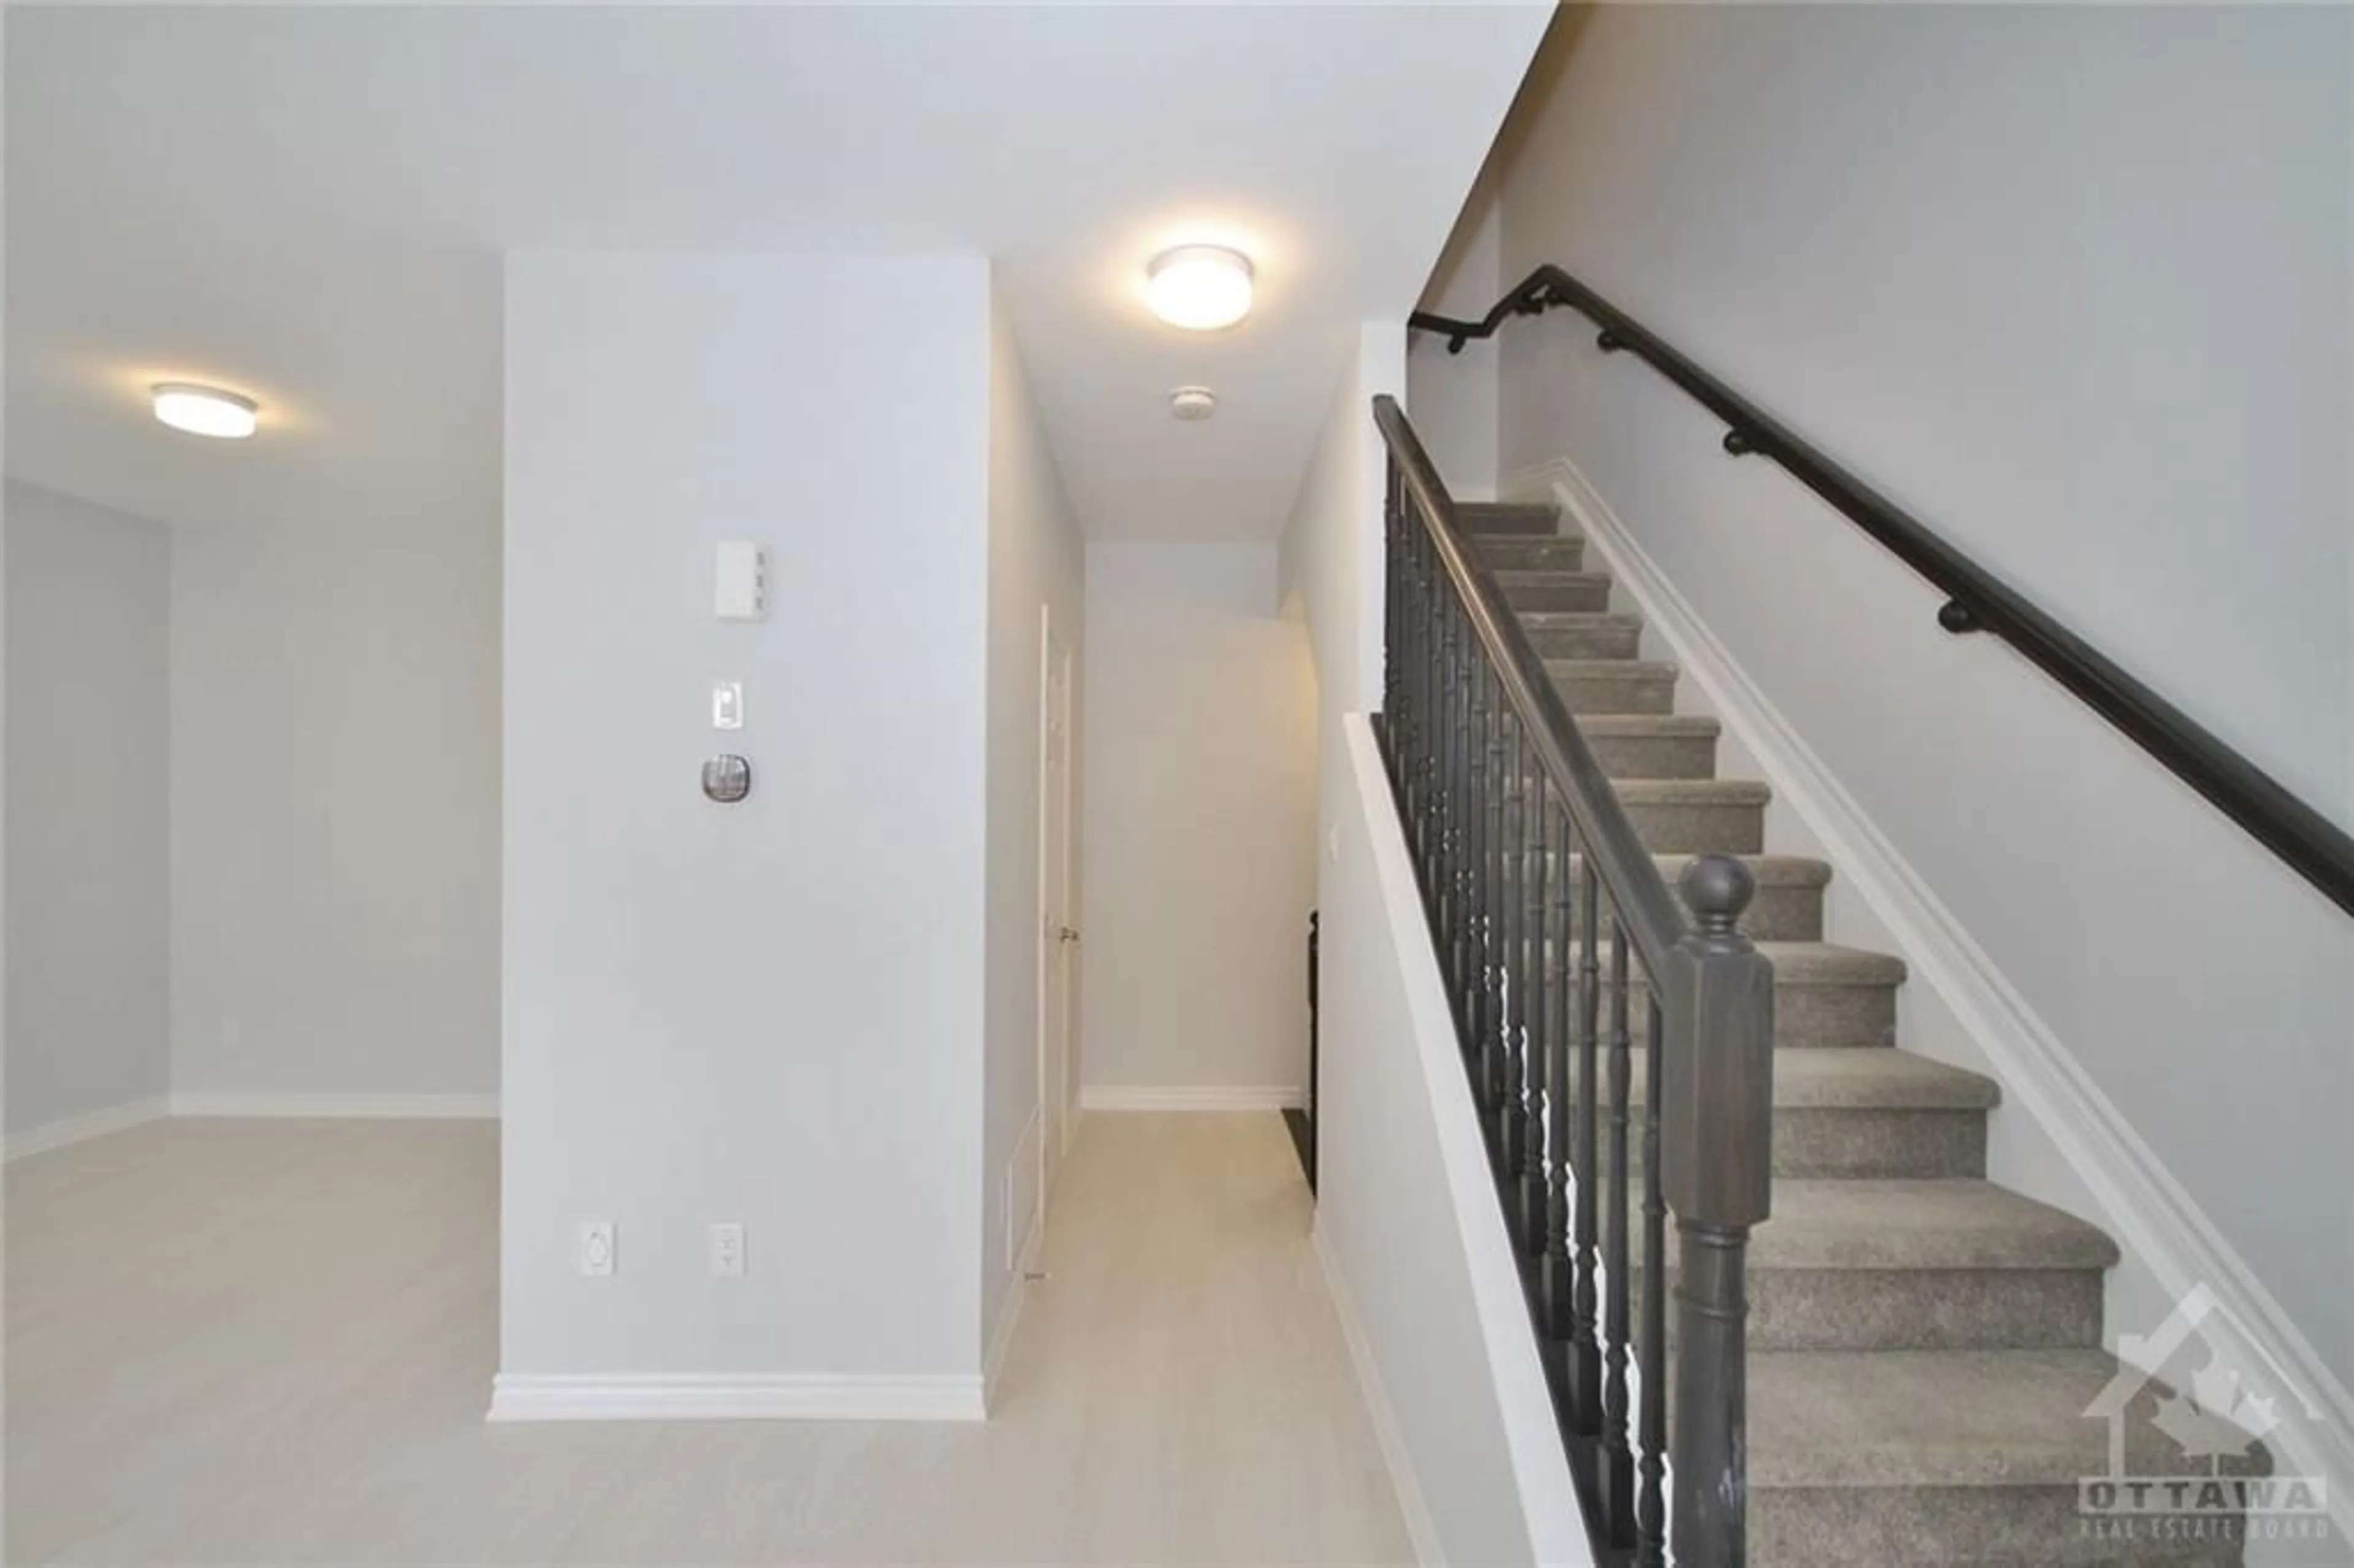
168 470 501 1100
1279 321 1410 1091
498 252 990 1393
2 481 172 1136
1409 172 1504 501
981 287 1084 1359
1281 323 1407 736
1493 5 2354 1380
1076 542 1316 1102
1318 717 1588 1568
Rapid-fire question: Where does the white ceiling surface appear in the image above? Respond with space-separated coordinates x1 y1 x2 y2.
6 5 1547 542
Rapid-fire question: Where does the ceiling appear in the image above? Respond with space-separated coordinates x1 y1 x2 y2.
5 4 1547 543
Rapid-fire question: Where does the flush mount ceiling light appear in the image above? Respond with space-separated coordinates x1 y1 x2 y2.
1145 245 1254 331
151 382 259 439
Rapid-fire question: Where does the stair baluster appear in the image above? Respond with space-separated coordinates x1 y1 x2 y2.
1571 858 1604 1434
1499 717 1531 1184
1637 995 1670 1567
1542 796 1577 1342
1516 750 1553 1250
1603 911 1639 1540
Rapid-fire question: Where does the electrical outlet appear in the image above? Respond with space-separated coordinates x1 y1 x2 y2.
579 1221 617 1277
709 1222 745 1278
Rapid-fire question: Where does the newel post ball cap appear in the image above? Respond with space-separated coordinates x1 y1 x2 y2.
1680 853 1756 934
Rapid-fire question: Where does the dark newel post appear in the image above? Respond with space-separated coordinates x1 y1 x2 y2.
1661 855 1773 1568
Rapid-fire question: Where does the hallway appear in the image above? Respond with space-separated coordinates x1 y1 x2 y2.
5 1112 1408 1566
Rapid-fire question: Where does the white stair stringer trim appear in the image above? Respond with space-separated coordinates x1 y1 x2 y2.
1329 719 1592 1568
1313 1220 1444 1566
1506 454 2354 1539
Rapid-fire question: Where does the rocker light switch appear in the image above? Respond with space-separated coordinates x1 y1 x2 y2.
712 682 745 731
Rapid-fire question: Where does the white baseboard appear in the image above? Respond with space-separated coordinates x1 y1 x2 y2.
1078 1086 1303 1112
1507 452 2354 1535
3 1095 170 1162
487 1372 985 1423
1312 1220 1442 1567
171 1092 500 1120
985 1260 1032 1415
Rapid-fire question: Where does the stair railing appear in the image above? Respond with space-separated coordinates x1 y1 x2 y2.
1413 264 2354 918
1373 392 1774 1567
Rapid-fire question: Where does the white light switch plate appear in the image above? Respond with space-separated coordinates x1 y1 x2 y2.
709 1222 746 1278
712 682 745 731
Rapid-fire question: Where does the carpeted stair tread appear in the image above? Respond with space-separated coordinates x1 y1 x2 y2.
1751 1180 2120 1272
1750 940 1910 987
1456 501 1560 536
1544 656 1678 681
1609 776 1771 807
1497 569 1614 612
1514 610 1640 658
1620 1046 1997 1111
1571 712 1720 739
1474 535 1586 572
1746 1348 2268 1491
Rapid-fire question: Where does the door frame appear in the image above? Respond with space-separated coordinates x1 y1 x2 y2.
1034 604 1078 1239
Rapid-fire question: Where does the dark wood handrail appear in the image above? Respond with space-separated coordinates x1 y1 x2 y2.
1373 393 1686 976
1412 264 2354 918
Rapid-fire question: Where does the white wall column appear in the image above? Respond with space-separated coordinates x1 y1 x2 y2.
497 252 992 1415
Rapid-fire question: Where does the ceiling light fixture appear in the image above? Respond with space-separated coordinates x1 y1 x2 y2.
1145 245 1254 331
152 382 259 439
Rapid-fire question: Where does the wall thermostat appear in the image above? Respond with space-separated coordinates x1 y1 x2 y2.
701 755 752 804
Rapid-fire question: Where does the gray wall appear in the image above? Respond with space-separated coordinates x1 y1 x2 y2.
168 477 501 1100
500 251 991 1382
1408 168 1502 503
1078 542 1317 1100
1492 4 2354 1379
4 480 172 1135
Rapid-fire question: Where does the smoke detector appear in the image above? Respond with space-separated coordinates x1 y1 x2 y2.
1170 386 1217 422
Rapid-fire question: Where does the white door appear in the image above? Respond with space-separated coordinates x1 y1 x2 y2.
1037 609 1078 1208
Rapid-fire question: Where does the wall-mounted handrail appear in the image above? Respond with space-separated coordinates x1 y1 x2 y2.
1412 264 2354 918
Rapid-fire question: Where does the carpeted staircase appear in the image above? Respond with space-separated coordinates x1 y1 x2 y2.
1460 499 2268 1568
